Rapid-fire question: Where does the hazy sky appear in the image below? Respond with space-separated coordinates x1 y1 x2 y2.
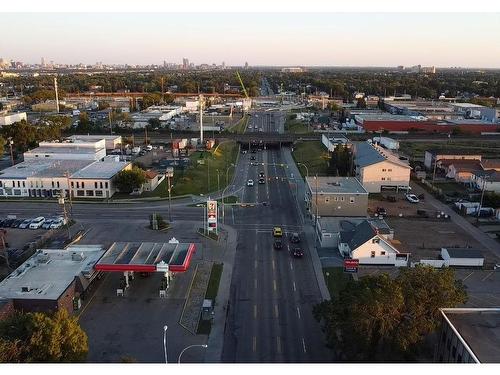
2 13 500 68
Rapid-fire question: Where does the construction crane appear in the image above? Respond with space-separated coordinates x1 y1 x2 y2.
236 71 249 99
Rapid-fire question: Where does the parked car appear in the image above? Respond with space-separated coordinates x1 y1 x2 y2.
18 219 32 229
250 156 256 161
11 219 24 228
29 217 45 229
290 247 304 258
258 178 265 184
247 179 254 187
375 207 387 217
290 232 300 243
259 172 265 178
405 194 420 204
130 188 142 196
273 239 282 250
273 227 283 237
3 218 16 228
50 217 67 229
42 218 55 229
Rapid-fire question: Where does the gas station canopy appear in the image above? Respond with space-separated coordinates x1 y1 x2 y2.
95 242 196 273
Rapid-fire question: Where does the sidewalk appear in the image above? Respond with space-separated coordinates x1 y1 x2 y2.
283 149 331 301
412 183 500 258
204 223 238 363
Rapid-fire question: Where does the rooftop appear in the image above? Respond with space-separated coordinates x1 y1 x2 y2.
70 157 129 179
0 159 91 179
306 177 367 195
355 113 420 122
354 141 410 169
340 219 394 251
443 248 484 259
428 149 482 157
0 246 105 301
441 308 500 363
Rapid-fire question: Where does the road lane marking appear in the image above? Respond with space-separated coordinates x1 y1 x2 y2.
254 279 257 289
276 336 282 353
254 260 258 269
293 281 297 292
274 304 279 318
463 271 474 281
302 338 307 353
254 305 258 319
253 336 257 352
296 306 301 319
273 279 277 291
290 261 293 271
482 272 494 282
272 259 276 270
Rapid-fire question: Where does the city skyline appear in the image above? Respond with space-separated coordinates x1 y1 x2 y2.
1 12 500 68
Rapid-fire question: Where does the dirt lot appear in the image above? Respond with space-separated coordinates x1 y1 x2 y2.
368 191 440 218
385 217 488 263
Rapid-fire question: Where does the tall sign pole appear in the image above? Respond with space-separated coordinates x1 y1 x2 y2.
199 94 204 145
54 77 60 113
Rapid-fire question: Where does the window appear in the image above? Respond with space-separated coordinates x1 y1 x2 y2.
340 196 344 201
0 181 2 187
86 190 94 197
17 181 20 187
100 182 103 189
56 181 59 188
77 190 85 197
95 190 103 197
370 251 375 258
82 182 85 188
372 238 380 244
381 177 386 181
325 197 330 203
386 177 391 181
22 181 25 188
349 197 355 203
51 181 55 188
76 182 80 188
95 182 98 189
105 182 109 189
381 251 386 255
382 169 386 172
71 181 74 188
388 169 392 172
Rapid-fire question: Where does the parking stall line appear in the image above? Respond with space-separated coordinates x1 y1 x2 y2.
463 271 475 281
254 304 258 319
301 338 307 353
289 260 294 271
253 336 257 352
296 306 301 319
481 272 494 282
274 304 279 318
293 281 297 292
276 336 282 354
273 279 277 292
254 279 258 289
254 260 258 269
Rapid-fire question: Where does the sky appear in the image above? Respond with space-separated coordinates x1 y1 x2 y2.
1 12 500 68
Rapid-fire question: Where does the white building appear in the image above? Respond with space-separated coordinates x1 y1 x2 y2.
0 139 130 199
0 112 27 126
339 220 409 266
67 135 122 150
353 141 411 193
321 134 350 152
472 170 500 193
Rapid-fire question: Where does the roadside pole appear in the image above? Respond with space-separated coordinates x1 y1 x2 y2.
165 167 174 223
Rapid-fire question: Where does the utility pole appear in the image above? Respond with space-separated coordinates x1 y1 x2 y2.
145 125 148 145
64 171 73 216
315 174 319 233
199 94 204 145
161 76 165 103
54 77 60 113
59 189 71 240
167 175 172 222
8 138 14 166
109 109 113 135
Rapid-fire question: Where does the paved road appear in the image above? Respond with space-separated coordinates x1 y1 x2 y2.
221 111 331 363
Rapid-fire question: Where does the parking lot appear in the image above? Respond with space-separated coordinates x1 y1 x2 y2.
368 191 439 218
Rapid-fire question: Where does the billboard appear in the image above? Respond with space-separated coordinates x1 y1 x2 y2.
207 200 218 233
343 258 359 273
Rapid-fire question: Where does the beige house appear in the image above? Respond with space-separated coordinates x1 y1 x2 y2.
353 142 411 193
143 170 165 192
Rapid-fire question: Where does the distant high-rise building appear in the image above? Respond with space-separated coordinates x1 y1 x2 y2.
222 61 225 69
41 57 45 67
182 58 189 69
244 61 249 69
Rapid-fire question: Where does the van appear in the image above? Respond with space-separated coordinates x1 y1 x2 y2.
29 217 45 229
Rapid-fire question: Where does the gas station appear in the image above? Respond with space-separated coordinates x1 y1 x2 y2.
94 239 196 297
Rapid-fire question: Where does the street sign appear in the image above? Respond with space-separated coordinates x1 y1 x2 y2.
207 200 218 233
165 167 174 178
343 259 359 273
156 261 169 273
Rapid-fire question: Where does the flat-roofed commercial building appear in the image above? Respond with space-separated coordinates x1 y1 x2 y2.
305 177 368 218
0 246 105 313
436 308 500 363
24 140 106 161
67 135 122 150
0 111 27 126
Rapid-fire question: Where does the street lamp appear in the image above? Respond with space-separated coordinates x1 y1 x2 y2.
177 344 208 363
163 325 168 363
477 175 490 222
297 162 309 178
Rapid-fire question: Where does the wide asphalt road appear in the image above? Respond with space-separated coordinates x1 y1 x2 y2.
221 111 331 362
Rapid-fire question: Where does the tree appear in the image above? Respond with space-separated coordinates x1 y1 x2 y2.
313 265 467 361
0 309 88 363
329 145 352 176
356 97 367 109
141 93 162 109
148 118 161 129
114 167 146 193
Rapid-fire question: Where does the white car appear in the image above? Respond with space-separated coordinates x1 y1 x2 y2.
50 217 67 229
29 216 45 229
247 179 254 187
405 194 420 204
